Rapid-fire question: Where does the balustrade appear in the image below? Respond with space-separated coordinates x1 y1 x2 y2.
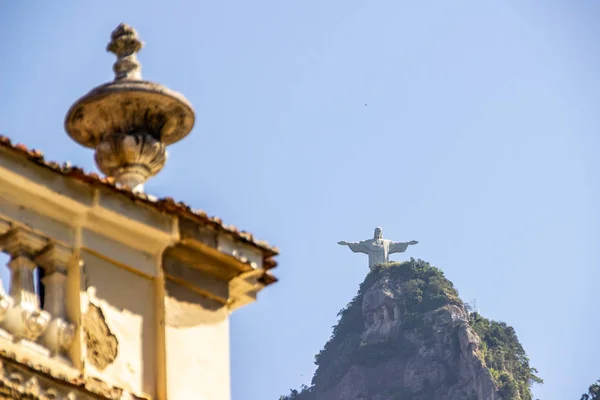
35 245 75 358
0 222 75 361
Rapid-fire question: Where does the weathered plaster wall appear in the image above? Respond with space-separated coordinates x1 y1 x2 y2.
164 280 231 400
81 250 157 397
0 146 271 400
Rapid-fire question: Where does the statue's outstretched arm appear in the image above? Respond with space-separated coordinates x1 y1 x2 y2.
338 241 368 254
389 240 418 254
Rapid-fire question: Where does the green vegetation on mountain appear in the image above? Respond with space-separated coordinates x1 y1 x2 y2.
280 259 541 400
468 312 542 399
580 379 600 400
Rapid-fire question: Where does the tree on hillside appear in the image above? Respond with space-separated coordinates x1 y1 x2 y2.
581 379 600 400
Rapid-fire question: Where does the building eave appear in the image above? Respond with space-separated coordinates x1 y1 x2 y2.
0 135 279 270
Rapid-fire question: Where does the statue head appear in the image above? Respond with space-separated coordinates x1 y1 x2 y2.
374 227 383 239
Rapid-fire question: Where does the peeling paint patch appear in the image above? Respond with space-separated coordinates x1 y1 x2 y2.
83 304 118 370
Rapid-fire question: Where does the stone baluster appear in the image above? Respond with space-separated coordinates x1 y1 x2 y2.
0 229 50 341
0 220 14 320
35 245 75 357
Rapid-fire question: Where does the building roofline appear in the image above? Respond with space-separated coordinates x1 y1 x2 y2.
0 135 279 263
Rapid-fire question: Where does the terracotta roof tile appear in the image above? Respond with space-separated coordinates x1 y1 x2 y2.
0 135 279 261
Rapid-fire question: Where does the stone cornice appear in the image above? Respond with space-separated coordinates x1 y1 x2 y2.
0 142 278 279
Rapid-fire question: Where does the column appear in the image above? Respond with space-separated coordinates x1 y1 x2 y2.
0 220 13 321
0 229 50 341
35 245 75 358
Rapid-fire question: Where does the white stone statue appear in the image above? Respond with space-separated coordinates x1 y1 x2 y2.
338 227 418 269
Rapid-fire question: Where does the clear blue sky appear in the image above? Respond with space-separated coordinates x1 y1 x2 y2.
1 2 599 399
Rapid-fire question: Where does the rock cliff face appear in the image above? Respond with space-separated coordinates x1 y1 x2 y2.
281 260 540 400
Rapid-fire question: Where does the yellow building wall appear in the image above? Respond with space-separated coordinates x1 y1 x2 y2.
164 282 231 400
81 250 157 397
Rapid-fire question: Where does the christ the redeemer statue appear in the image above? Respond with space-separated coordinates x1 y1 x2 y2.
338 227 418 269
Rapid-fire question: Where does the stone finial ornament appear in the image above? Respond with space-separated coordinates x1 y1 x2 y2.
106 23 144 80
64 23 195 190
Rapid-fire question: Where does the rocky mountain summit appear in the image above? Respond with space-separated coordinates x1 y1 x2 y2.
281 259 541 400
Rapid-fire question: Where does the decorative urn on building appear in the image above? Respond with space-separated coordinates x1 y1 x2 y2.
64 23 195 191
